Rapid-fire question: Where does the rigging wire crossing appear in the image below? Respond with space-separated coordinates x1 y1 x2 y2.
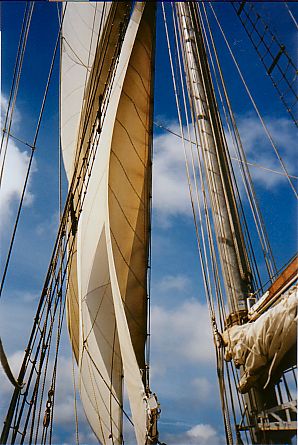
0 5 68 302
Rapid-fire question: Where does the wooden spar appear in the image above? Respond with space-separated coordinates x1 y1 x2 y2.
249 255 298 321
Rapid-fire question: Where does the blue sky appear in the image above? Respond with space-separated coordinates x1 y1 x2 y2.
0 2 297 444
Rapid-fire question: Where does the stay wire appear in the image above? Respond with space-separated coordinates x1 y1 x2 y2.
198 4 267 295
175 2 228 328
57 0 62 221
178 4 246 439
19 251 68 444
2 16 126 439
172 3 221 323
30 295 56 445
187 3 237 322
37 248 71 444
71 351 80 445
185 2 241 317
0 5 68 301
83 344 134 428
284 3 298 30
0 1 29 159
153 121 298 181
174 18 232 431
209 2 298 200
11 287 57 444
201 2 277 281
48 285 68 445
0 2 34 189
23 271 65 442
163 2 215 319
198 2 261 288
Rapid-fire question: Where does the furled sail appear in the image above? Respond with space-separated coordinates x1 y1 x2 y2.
61 2 156 443
222 287 297 393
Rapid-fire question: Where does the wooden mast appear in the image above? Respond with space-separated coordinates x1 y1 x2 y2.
175 2 252 324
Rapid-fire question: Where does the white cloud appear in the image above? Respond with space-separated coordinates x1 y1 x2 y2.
153 115 297 228
164 422 224 444
0 95 36 229
157 274 191 293
153 123 194 225
151 299 215 365
0 139 34 223
228 113 297 190
0 94 21 128
187 423 222 443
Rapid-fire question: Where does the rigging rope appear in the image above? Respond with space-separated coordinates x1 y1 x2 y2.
193 7 297 438
186 2 247 318
153 121 298 181
172 3 222 322
1 6 136 442
200 2 277 281
232 1 298 127
209 3 298 200
163 4 238 438
57 1 62 221
0 2 34 188
162 2 215 318
284 3 298 30
0 5 68 302
0 339 22 389
164 3 294 443
71 351 80 445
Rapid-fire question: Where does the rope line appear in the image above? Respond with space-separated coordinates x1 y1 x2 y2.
0 2 34 188
201 2 277 281
210 3 298 199
284 3 298 30
154 120 298 179
0 5 131 442
0 5 68 302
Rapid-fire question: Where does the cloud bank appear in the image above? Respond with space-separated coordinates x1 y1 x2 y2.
153 115 297 228
0 95 36 230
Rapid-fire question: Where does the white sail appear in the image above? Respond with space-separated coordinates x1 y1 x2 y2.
61 2 155 443
61 1 111 181
61 2 112 363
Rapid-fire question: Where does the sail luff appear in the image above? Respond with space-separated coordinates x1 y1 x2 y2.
107 2 157 442
61 1 114 363
73 2 157 443
60 3 132 443
108 0 156 380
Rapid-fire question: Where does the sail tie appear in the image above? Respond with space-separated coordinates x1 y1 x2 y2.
0 338 23 389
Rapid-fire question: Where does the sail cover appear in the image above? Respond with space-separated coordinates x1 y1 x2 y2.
222 287 297 393
61 2 156 443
